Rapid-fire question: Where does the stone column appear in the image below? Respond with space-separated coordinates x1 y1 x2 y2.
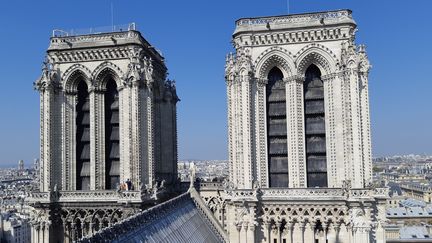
322 223 329 243
255 79 268 187
236 224 242 243
146 85 155 186
239 73 254 189
247 222 255 243
38 223 44 243
71 223 76 242
341 68 364 188
375 199 387 243
285 222 293 243
347 225 354 243
90 89 105 190
338 224 350 243
64 92 78 190
63 223 69 243
31 224 39 243
263 221 271 243
30 224 34 243
226 79 235 184
89 222 94 236
241 222 248 243
327 223 339 243
358 48 372 185
119 85 132 184
44 222 50 243
285 76 306 187
353 227 371 243
299 222 306 243
322 73 338 187
276 221 282 243
304 222 315 243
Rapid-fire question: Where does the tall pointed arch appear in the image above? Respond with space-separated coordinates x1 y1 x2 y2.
266 67 288 187
104 78 120 189
304 64 327 187
76 80 90 190
92 61 124 91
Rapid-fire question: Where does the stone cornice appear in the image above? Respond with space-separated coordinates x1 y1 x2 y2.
322 73 337 82
234 10 356 44
236 10 353 27
235 26 353 48
48 46 137 64
49 30 164 61
284 75 304 84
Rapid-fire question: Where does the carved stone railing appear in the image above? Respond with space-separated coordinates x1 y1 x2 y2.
58 190 141 203
226 189 258 201
224 188 387 201
261 188 345 200
196 181 225 191
373 187 390 198
26 192 50 203
26 190 142 204
349 189 372 198
190 188 229 242
236 9 352 26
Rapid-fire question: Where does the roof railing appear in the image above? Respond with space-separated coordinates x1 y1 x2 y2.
236 9 352 26
52 23 136 37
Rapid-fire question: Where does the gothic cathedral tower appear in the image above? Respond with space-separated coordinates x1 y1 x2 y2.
29 25 179 243
219 10 388 243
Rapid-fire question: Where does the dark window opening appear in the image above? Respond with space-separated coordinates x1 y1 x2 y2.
105 79 120 189
76 81 90 190
304 64 327 187
266 67 288 187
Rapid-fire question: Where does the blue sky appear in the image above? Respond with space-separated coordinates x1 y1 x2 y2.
0 0 431 167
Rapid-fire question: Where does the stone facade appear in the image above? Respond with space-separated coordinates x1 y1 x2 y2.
197 10 388 243
29 25 179 243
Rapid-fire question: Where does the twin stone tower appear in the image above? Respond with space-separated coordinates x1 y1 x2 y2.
29 10 388 243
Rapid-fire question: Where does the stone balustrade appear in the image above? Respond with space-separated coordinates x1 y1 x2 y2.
26 190 142 204
224 187 389 201
236 9 352 26
262 188 345 200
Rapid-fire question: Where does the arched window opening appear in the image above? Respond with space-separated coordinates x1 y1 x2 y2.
105 79 120 189
266 67 288 187
76 80 90 190
304 64 327 187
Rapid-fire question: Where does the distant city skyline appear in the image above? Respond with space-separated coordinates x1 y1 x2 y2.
0 0 431 165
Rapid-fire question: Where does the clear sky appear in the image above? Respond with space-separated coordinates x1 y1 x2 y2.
0 0 431 167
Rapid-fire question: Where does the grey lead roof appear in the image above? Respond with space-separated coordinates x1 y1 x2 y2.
79 191 224 243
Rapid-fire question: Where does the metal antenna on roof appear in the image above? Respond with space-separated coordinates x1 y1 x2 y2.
111 1 114 31
287 0 290 14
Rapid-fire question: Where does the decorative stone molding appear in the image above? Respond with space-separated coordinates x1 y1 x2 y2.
61 64 92 93
91 61 124 90
236 10 353 27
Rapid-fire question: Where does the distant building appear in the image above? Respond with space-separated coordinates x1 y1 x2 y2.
400 182 432 203
382 172 425 183
17 161 24 172
0 213 31 243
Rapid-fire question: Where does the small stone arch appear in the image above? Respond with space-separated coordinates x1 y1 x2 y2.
92 61 124 90
62 64 92 93
295 44 338 77
110 209 123 224
255 47 295 79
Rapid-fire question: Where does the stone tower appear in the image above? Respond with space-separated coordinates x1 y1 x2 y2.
198 10 388 243
29 24 179 243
